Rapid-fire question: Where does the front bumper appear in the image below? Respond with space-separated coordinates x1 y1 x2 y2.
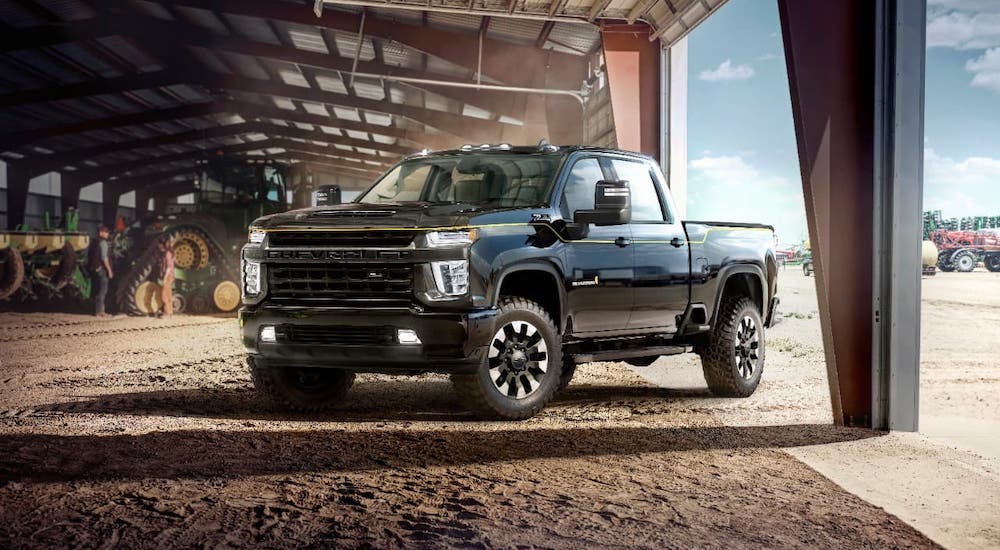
240 305 498 374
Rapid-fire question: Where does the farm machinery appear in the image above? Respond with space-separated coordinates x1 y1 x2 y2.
929 228 1000 273
1 156 291 315
0 209 94 305
114 156 290 315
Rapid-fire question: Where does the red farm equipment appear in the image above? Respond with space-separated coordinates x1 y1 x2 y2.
930 229 1000 272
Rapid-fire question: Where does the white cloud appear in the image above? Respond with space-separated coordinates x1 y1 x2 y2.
698 59 755 82
965 47 1000 92
688 155 803 245
689 154 790 187
925 147 1000 187
927 11 1000 49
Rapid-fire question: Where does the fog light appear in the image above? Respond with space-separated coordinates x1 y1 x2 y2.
260 326 276 343
397 329 421 345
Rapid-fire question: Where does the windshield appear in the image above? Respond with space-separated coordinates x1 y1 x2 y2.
357 154 561 207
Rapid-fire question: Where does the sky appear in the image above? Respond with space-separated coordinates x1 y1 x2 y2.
685 0 1000 246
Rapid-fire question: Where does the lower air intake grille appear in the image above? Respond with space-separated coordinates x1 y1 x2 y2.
282 325 395 345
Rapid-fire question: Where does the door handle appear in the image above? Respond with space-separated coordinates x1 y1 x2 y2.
670 237 685 248
615 236 631 248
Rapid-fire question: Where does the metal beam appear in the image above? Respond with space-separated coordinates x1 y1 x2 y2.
0 70 186 108
0 102 221 152
166 0 588 88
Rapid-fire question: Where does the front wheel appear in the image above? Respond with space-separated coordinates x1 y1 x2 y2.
451 297 562 420
250 357 355 412
699 296 765 397
985 254 1000 273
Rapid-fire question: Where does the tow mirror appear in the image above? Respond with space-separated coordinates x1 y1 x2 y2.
574 180 630 226
315 185 341 206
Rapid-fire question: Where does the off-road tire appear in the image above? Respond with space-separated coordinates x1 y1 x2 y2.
802 263 812 276
451 297 562 420
985 254 1000 273
952 250 977 273
249 356 355 412
557 355 577 392
937 252 955 272
699 296 764 397
0 248 25 301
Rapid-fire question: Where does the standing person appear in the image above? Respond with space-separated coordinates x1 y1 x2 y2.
158 238 175 317
87 226 114 316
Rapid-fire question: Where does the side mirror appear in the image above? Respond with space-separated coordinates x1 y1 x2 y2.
574 180 630 226
315 185 341 206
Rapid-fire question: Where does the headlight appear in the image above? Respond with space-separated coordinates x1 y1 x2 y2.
248 230 266 244
429 260 469 298
242 260 261 296
426 229 478 247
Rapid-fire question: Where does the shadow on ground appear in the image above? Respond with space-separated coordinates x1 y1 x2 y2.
0 419 880 484
31 382 717 422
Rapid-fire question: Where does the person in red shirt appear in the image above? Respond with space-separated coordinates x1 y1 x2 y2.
158 238 175 317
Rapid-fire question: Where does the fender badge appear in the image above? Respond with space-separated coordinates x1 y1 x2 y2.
572 276 600 287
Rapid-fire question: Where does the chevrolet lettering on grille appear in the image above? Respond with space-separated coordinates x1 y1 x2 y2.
266 250 414 260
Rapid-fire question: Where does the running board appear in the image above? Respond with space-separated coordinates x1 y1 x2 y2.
571 345 692 364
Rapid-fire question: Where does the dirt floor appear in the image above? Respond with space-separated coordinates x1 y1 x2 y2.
5 268 992 548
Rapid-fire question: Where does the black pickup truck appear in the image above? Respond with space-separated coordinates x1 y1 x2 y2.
240 144 779 419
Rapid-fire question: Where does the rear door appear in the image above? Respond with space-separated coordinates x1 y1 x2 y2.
608 157 690 332
558 155 634 334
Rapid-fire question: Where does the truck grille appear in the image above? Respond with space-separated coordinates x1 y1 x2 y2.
267 263 413 304
281 325 395 345
269 231 416 247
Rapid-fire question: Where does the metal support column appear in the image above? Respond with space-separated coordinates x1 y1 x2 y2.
659 36 688 218
872 0 926 431
601 23 661 159
5 164 30 230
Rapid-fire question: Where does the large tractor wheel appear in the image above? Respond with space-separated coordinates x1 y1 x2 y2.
985 254 1000 273
133 281 163 314
0 248 25 301
172 230 210 270
937 251 955 272
952 250 977 273
212 280 240 312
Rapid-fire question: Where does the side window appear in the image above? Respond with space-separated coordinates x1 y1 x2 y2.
611 159 665 222
561 158 604 220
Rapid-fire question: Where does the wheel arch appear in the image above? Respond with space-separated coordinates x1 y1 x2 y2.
491 262 566 332
710 264 767 325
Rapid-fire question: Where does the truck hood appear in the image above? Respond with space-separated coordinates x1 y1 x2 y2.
251 202 500 230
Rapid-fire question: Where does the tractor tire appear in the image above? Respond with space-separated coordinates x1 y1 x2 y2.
0 248 25 301
249 356 354 412
937 251 955 272
985 254 1000 273
952 250 977 273
450 297 562 420
699 295 765 398
115 245 158 316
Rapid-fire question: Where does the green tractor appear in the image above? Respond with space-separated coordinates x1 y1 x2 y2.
114 157 289 315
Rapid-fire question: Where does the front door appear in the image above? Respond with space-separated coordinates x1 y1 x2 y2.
558 156 634 335
608 157 690 332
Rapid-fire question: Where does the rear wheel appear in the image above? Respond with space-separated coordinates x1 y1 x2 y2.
250 357 355 412
699 296 764 397
985 254 1000 273
952 250 977 272
451 297 562 420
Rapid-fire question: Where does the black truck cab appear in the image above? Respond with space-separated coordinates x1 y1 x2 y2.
240 144 779 419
